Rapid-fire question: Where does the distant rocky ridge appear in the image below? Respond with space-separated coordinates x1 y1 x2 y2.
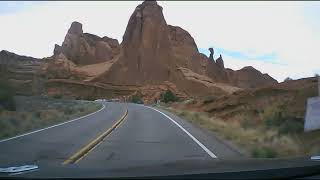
54 21 120 65
0 50 44 95
0 0 278 101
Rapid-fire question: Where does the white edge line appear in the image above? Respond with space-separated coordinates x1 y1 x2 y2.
0 103 106 143
142 105 217 159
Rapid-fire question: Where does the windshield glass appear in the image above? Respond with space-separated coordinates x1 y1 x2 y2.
0 1 319 178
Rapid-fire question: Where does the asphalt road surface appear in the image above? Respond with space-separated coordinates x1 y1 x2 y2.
1 102 318 178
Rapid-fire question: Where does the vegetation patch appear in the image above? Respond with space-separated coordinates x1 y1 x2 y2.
0 79 16 111
202 96 217 104
131 94 144 104
0 96 102 140
160 90 179 103
163 106 320 158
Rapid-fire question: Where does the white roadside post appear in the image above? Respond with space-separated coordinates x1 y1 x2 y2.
304 77 320 132
318 76 320 96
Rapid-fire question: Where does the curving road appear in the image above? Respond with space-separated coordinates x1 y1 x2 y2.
0 102 241 177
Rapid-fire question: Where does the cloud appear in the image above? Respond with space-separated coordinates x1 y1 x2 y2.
0 1 319 82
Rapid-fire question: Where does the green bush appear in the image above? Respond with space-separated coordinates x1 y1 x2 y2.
0 79 16 111
131 95 143 104
278 119 304 135
263 107 304 135
86 96 96 101
264 111 283 128
160 90 178 103
251 147 278 158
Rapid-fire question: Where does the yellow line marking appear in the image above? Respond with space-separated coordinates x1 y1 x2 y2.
63 109 128 165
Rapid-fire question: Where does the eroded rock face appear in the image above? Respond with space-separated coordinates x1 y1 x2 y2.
56 21 120 65
68 21 83 35
209 48 214 62
225 66 278 88
168 25 198 58
168 25 207 75
95 0 277 95
99 1 174 85
0 50 44 95
40 54 76 79
0 0 279 99
216 54 224 69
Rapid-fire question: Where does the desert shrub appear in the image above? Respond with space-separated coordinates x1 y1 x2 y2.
264 111 283 128
278 119 304 135
79 107 85 112
263 104 304 135
0 79 16 111
203 96 216 104
178 111 187 117
131 95 143 104
183 99 196 105
160 90 178 103
64 108 74 115
52 94 63 99
241 116 255 130
251 147 278 158
86 96 96 101
34 111 41 118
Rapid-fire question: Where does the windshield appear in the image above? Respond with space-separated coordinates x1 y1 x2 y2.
0 1 320 178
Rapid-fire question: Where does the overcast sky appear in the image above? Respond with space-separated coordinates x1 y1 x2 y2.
0 1 319 82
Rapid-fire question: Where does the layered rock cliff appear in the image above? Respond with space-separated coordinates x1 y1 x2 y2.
54 21 120 65
0 0 278 100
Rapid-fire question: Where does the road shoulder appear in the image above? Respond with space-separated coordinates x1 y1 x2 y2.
152 105 245 159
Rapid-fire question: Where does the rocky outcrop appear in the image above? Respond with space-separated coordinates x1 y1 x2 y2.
208 48 214 62
97 1 175 85
225 66 278 88
0 0 279 100
95 0 277 96
168 25 210 76
55 21 120 65
39 54 87 80
168 25 198 58
216 54 224 69
137 81 188 104
0 50 44 95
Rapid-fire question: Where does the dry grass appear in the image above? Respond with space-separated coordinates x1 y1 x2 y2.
0 96 102 139
163 105 319 158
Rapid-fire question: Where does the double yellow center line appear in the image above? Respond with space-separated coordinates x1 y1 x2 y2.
63 109 128 165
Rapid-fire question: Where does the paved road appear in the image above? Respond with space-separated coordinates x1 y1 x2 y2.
0 102 242 177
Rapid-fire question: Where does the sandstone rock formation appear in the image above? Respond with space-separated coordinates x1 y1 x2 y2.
96 1 175 85
95 0 277 97
39 53 87 80
225 66 277 88
0 0 280 100
55 21 120 65
0 50 44 95
208 48 214 62
216 54 224 69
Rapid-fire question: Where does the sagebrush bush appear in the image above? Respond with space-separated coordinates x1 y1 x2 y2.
131 94 143 104
251 147 278 158
203 96 216 104
0 79 16 111
160 90 178 103
52 94 63 99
